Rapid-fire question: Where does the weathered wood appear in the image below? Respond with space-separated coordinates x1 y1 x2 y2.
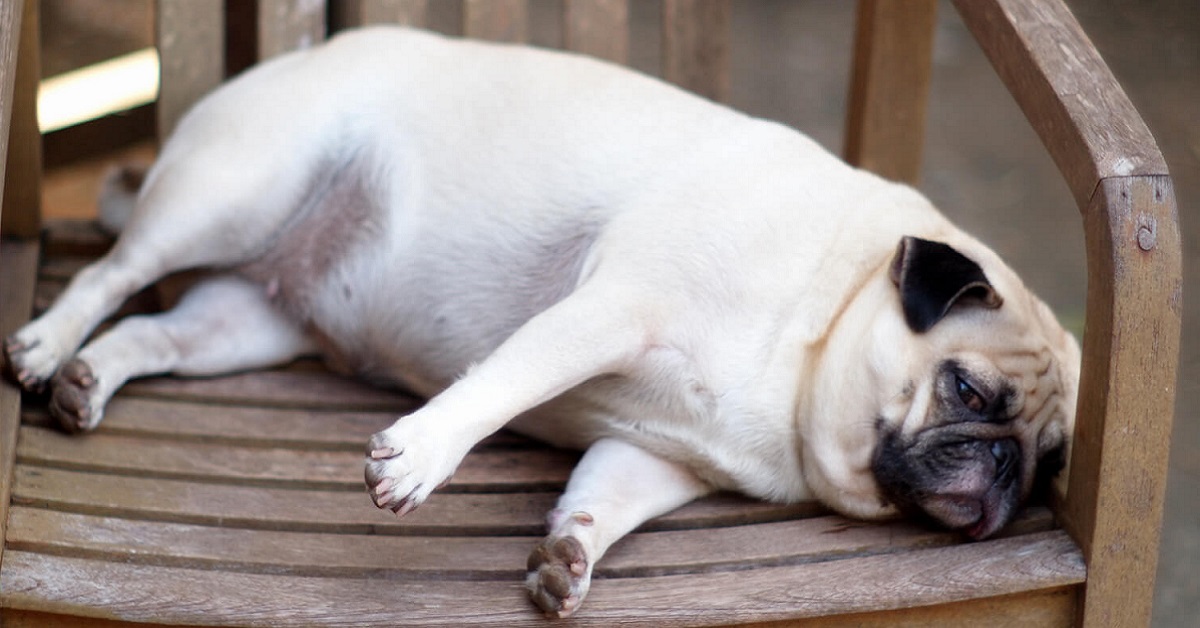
951 0 1170 209
15 425 578 491
10 466 816 536
1 0 40 239
3 506 1054 582
0 240 39 574
0 533 1085 626
1063 175 1180 628
0 589 1082 628
333 0 428 29
27 396 400 450
743 587 1078 627
258 0 328 60
843 0 937 185
661 0 730 102
121 369 421 412
563 0 629 64
155 1 224 140
463 0 529 43
0 0 21 234
2 611 178 628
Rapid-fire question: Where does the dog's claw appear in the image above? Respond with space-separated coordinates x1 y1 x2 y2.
370 446 399 459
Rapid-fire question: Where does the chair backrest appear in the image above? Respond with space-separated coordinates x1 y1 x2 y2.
154 1 736 139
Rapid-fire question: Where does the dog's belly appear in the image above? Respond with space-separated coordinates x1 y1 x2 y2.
272 197 603 397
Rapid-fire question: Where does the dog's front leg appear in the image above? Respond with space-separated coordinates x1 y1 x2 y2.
364 285 649 516
526 438 712 617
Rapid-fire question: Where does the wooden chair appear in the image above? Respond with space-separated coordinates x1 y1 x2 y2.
0 0 1180 626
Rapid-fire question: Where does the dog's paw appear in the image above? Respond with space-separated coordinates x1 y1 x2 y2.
48 358 105 433
525 534 593 617
363 421 462 516
4 328 68 393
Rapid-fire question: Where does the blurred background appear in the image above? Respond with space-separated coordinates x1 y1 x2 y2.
33 1 1198 625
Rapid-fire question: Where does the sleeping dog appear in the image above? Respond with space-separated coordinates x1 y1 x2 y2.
4 27 1080 617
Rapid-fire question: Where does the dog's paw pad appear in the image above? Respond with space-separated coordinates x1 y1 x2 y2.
49 358 102 433
526 535 592 617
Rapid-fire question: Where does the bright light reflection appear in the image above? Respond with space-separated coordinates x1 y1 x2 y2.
37 47 160 133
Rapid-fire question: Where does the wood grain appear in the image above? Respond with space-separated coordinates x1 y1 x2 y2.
742 587 1078 628
15 425 578 491
5 507 1052 582
661 0 730 102
155 0 224 140
121 369 421 412
0 533 1084 627
843 0 937 185
951 0 1170 209
1 0 41 239
463 0 529 43
0 0 20 233
1065 176 1180 627
9 466 815 536
563 0 629 64
0 240 39 573
332 0 428 29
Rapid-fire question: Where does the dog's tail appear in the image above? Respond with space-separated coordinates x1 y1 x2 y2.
97 164 149 235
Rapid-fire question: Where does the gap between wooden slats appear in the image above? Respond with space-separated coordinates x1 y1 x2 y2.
9 466 820 536
2 506 1055 581
0 532 1086 627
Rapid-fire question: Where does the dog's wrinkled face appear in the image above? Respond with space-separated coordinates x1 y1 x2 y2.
869 236 1078 540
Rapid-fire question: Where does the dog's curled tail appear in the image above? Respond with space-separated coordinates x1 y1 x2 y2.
97 164 149 235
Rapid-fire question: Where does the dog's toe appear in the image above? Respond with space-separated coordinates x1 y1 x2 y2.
48 358 103 433
526 535 592 617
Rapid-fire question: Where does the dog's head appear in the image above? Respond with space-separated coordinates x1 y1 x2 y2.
806 235 1080 540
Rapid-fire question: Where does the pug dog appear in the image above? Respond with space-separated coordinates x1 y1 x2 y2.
3 27 1080 618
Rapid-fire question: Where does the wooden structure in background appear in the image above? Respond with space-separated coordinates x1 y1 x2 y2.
0 0 1180 626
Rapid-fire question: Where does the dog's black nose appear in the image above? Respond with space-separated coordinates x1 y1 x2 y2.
990 439 1019 484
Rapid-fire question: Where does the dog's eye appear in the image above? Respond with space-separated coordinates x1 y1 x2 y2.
956 376 986 413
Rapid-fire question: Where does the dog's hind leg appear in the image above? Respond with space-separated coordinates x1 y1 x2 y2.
47 274 316 432
5 147 317 391
526 438 712 617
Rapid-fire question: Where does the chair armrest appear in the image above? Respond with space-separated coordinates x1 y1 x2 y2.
952 1 1181 627
952 0 1169 206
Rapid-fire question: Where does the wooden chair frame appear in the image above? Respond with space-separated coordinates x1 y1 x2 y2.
0 1 1180 626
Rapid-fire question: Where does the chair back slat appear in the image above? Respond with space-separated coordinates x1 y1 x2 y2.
257 0 328 60
661 0 730 103
464 0 529 43
563 0 629 64
843 0 937 185
155 0 224 140
334 0 429 29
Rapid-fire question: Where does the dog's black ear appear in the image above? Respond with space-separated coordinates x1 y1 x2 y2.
889 236 1003 333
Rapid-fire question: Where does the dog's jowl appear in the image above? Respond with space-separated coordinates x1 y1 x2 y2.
3 27 1080 617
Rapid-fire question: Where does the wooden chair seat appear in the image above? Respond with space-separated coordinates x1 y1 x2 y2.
0 1 1179 626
